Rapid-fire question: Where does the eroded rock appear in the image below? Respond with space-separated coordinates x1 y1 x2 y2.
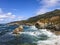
13 25 23 34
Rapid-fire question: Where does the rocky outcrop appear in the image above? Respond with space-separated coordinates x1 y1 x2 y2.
35 20 60 32
25 23 33 26
13 25 23 34
7 23 20 26
54 24 60 31
35 21 48 29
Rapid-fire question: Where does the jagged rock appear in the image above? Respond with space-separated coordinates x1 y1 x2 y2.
13 25 23 34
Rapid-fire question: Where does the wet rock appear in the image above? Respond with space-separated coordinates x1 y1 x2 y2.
13 25 23 34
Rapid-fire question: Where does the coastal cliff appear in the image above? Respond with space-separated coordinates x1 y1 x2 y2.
8 9 60 34
8 9 60 25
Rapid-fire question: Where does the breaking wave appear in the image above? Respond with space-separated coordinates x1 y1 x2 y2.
0 25 60 45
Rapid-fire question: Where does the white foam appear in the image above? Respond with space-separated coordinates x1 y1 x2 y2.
39 29 56 37
9 29 56 37
5 28 60 45
37 36 60 45
29 26 37 30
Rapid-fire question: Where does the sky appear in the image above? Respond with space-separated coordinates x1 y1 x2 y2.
0 0 60 23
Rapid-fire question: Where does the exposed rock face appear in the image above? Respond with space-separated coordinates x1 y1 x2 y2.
35 21 48 29
35 20 60 32
46 23 60 31
13 25 23 34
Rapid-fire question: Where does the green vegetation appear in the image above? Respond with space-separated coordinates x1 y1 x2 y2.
27 9 60 24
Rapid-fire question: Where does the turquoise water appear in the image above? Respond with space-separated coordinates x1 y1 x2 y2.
0 25 56 45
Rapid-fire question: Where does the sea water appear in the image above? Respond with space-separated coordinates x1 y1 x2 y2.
0 25 60 45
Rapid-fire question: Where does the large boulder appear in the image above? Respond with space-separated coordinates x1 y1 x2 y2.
13 25 23 34
35 21 47 29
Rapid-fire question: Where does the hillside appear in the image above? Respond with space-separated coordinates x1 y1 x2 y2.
8 9 60 25
27 9 60 23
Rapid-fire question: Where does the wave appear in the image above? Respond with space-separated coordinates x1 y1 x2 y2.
0 25 60 45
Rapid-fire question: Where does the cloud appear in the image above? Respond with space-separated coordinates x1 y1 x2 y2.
0 19 4 21
36 0 60 15
0 8 23 23
0 12 16 19
0 13 15 19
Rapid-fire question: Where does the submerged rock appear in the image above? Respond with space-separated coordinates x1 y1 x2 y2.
13 25 23 34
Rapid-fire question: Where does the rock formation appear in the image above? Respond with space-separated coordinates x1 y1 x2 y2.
54 24 60 31
35 21 48 29
13 25 23 34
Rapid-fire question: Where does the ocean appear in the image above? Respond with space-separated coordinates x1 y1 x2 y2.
0 25 60 45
